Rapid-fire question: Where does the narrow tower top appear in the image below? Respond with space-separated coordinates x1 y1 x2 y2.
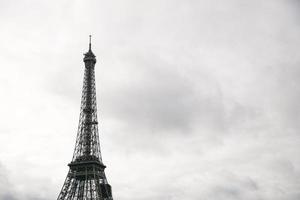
84 35 96 63
89 35 92 51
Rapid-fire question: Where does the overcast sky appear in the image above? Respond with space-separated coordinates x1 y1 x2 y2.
0 0 300 200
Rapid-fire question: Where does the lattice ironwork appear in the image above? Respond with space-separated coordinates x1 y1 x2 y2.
57 36 113 200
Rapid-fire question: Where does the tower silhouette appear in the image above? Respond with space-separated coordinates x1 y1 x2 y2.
57 36 113 200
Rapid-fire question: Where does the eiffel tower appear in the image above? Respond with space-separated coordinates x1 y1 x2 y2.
57 36 113 200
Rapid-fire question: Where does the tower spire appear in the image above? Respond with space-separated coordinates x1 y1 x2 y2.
84 35 96 63
89 35 92 51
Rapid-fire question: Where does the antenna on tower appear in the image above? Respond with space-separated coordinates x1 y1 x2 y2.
89 35 92 51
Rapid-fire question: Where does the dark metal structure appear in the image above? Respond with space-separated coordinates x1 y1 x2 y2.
57 36 113 200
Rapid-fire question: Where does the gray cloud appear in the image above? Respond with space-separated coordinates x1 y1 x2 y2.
0 163 17 200
101 53 224 133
